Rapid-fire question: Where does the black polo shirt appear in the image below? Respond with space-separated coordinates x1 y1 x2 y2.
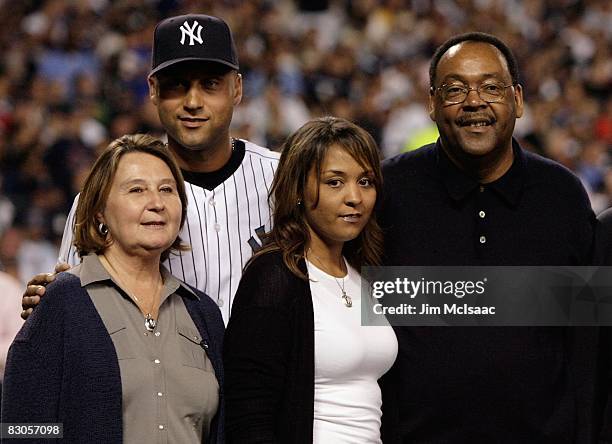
379 140 597 443
596 208 612 265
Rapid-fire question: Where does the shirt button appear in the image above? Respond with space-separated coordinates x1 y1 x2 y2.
154 359 161 364
157 392 163 397
479 210 486 218
155 331 161 337
217 299 224 307
158 425 164 430
209 199 215 206
214 223 221 232
479 236 486 244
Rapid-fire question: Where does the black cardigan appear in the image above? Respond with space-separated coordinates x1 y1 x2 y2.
224 251 314 443
1 272 226 444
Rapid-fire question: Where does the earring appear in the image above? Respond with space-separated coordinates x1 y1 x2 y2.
297 199 302 206
98 222 109 236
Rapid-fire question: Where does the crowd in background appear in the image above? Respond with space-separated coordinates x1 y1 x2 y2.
0 0 609 285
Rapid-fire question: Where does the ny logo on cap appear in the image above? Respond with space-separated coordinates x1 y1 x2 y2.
179 20 203 46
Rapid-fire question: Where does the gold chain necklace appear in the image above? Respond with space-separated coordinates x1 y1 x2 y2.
307 250 352 308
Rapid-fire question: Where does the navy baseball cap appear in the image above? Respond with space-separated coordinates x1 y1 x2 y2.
150 14 239 76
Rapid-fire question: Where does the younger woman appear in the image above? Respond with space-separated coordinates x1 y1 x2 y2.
224 116 397 443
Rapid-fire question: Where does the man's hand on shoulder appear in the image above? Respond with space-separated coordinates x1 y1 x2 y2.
21 263 71 320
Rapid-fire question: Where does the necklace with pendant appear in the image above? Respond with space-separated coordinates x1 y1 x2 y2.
333 274 352 308
144 313 157 332
129 289 160 332
130 290 159 331
308 249 352 308
99 255 161 331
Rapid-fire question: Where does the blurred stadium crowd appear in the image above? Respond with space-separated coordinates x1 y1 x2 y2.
0 0 610 285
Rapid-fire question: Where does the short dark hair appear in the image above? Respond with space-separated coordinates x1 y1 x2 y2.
429 32 520 88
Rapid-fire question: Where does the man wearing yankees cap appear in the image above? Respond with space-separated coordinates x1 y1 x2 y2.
22 14 280 324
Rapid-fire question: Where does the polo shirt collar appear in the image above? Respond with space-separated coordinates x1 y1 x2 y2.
77 253 200 300
436 138 525 207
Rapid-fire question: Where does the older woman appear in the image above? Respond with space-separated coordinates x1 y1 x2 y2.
224 117 398 443
1 134 224 443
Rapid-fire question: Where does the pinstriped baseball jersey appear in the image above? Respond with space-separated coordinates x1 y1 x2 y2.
58 139 279 324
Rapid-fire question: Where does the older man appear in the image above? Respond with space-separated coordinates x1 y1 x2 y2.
380 32 601 443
